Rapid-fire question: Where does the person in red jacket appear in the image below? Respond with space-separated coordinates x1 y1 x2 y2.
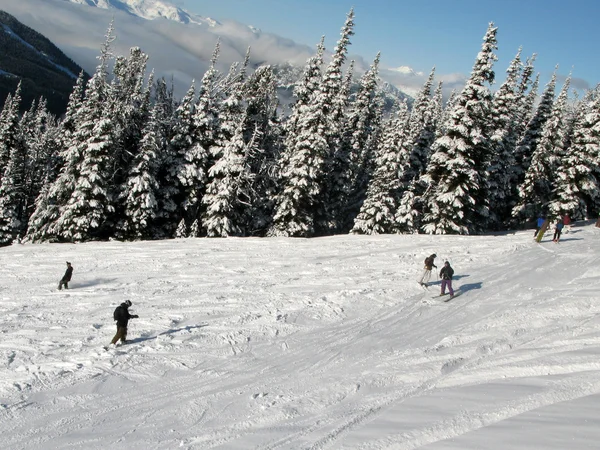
563 214 572 233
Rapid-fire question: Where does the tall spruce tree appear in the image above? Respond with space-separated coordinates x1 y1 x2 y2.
339 53 384 232
421 23 498 234
202 113 254 237
120 99 163 240
548 87 600 219
352 100 409 234
513 72 556 188
513 74 571 221
487 48 523 228
269 39 327 237
0 88 26 244
0 84 22 183
177 42 220 232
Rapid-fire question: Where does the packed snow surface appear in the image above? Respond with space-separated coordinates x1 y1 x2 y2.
1 223 600 449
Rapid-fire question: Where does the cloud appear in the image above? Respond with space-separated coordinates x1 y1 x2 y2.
1 0 473 102
1 0 317 98
380 66 467 99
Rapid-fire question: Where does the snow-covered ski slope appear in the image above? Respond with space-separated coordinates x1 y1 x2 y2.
1 223 600 449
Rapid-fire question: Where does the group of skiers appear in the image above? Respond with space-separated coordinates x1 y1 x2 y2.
533 214 571 243
418 254 455 298
54 212 589 346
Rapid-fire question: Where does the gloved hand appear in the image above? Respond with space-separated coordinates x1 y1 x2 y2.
132 315 139 319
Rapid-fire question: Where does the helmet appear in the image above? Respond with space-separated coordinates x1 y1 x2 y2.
124 300 132 307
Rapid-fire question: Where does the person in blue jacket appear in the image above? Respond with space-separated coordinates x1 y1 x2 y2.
533 216 545 239
553 219 564 242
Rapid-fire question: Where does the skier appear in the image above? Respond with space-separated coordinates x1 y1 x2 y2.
553 219 564 243
419 254 437 286
533 216 545 239
439 261 455 298
109 300 139 346
58 261 73 290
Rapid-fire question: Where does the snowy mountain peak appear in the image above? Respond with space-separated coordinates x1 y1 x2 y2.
65 0 220 26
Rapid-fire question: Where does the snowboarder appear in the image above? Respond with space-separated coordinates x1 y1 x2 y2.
439 261 455 298
533 216 545 239
419 254 437 286
110 300 139 346
58 261 73 290
553 219 564 243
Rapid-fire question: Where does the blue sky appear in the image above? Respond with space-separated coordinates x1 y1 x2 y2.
179 0 599 91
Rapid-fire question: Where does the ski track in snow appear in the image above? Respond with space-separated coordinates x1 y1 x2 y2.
1 224 600 448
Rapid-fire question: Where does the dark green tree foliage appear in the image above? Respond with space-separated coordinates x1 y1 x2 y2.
269 39 327 237
240 65 282 235
549 88 600 219
421 23 498 235
513 75 571 221
0 83 25 244
352 100 409 234
513 72 556 188
487 48 523 228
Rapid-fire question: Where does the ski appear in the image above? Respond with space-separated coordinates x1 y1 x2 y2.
432 293 450 299
443 291 462 302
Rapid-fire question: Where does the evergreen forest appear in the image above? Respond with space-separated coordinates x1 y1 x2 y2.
1 10 599 245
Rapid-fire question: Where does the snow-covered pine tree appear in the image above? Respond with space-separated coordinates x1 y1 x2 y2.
240 65 282 235
487 48 523 228
27 22 115 242
435 89 457 140
0 83 21 183
316 9 355 233
513 55 538 141
513 74 571 222
174 218 187 238
177 42 220 232
401 68 436 185
351 100 409 234
163 80 195 235
421 23 498 235
323 60 355 232
120 98 162 240
202 113 254 237
269 39 327 237
56 99 116 242
0 91 27 245
340 54 385 232
513 72 556 188
548 87 600 219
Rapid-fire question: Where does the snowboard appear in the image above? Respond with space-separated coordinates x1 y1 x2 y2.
535 220 550 243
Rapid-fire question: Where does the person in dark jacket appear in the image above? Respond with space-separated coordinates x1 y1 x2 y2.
418 254 437 286
439 261 455 297
58 262 73 290
110 300 139 345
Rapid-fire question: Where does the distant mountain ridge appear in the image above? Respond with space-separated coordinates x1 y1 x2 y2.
65 0 221 27
0 10 88 116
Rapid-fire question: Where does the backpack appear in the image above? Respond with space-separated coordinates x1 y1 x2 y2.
113 306 120 321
